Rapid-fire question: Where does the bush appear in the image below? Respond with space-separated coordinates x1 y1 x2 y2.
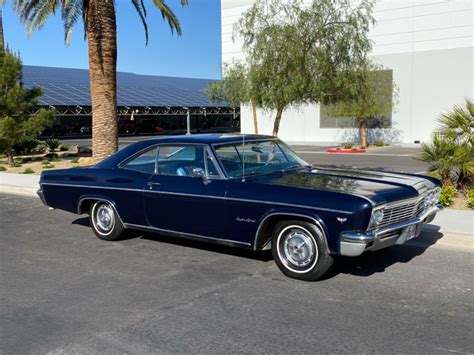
12 139 40 155
10 161 22 167
44 138 60 152
343 143 352 149
59 144 70 151
375 139 385 147
21 168 35 174
416 134 473 185
46 153 60 162
43 164 55 169
41 159 50 165
70 157 80 164
467 189 474 209
439 185 457 207
0 166 6 171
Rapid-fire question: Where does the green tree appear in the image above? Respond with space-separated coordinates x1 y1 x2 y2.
325 63 397 147
13 0 187 162
233 0 374 136
0 50 53 165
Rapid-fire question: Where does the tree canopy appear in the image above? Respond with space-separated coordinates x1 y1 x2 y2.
230 0 375 136
0 50 53 164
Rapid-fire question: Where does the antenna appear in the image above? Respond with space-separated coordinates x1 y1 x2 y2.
241 134 246 182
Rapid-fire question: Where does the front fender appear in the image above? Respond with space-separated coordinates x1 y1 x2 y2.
253 207 341 253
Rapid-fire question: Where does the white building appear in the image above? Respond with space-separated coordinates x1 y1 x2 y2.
221 0 474 144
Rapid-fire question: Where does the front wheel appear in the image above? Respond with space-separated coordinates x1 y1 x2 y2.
271 220 334 281
89 201 125 241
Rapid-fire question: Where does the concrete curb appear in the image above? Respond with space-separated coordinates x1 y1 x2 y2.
1 172 473 236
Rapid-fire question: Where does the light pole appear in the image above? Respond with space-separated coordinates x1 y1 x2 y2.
184 107 191 135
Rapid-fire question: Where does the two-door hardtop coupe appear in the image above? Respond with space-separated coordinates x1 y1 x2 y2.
38 134 443 281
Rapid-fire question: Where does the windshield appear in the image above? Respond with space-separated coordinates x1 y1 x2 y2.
214 140 309 178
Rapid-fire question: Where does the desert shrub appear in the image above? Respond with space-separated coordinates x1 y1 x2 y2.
375 139 384 147
12 139 40 155
439 185 457 207
21 168 35 174
59 144 70 151
0 166 6 171
70 157 80 164
467 189 474 208
41 159 50 165
43 164 55 169
44 138 60 152
46 153 60 162
343 143 352 149
10 161 22 167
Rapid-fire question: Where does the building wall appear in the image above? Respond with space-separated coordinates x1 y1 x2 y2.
221 0 474 144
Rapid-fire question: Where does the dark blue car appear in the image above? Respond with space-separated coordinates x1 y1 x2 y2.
38 134 443 281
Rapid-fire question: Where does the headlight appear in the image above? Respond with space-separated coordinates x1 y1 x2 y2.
370 208 385 227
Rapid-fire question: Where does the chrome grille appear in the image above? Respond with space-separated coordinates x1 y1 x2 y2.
379 199 424 228
378 230 401 240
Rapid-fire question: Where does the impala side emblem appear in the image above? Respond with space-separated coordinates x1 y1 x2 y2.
236 217 257 224
337 217 347 224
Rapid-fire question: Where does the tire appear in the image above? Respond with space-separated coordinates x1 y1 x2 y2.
89 201 125 241
271 220 334 281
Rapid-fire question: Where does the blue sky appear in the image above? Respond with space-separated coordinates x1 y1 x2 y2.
2 0 222 79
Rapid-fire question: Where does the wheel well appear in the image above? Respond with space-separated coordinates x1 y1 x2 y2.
78 199 97 214
254 214 322 250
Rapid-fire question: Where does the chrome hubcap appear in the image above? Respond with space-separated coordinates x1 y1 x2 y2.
95 204 114 232
282 229 315 268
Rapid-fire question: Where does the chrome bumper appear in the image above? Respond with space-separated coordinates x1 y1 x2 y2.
339 204 444 257
37 188 48 206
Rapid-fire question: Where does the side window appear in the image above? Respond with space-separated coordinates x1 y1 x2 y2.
121 147 158 174
157 145 205 177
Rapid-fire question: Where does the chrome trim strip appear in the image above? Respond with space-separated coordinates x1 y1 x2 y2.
124 222 252 247
37 188 48 206
41 182 353 215
253 212 329 251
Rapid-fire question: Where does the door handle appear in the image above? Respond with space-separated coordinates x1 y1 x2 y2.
147 182 161 188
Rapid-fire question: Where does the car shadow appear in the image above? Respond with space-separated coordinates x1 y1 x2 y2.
71 216 273 262
330 227 444 279
71 217 443 278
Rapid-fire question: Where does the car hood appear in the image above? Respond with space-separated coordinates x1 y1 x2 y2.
260 167 436 205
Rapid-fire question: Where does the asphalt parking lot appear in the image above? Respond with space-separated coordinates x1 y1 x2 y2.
60 136 431 173
1 194 472 354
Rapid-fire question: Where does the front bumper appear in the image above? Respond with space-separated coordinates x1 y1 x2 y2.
339 204 444 257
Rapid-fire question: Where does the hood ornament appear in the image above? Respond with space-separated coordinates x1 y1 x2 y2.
337 217 347 224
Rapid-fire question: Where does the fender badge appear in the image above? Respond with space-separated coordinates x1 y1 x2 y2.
337 217 347 224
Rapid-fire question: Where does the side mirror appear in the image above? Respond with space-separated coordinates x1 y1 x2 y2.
192 168 210 183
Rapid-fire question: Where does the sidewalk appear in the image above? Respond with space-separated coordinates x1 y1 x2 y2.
0 172 472 236
0 172 39 196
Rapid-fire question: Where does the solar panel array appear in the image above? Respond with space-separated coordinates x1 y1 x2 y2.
22 66 228 108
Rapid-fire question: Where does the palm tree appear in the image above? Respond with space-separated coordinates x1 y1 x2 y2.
13 0 188 162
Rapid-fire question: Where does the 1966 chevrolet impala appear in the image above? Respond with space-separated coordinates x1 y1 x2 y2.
38 134 443 281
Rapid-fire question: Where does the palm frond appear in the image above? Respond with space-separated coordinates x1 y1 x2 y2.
437 98 474 146
62 0 83 44
14 0 59 36
131 0 148 44
152 0 187 36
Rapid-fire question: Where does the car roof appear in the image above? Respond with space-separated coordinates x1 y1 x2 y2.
96 134 277 168
134 133 276 145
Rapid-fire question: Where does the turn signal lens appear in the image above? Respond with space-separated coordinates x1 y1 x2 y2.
372 208 385 226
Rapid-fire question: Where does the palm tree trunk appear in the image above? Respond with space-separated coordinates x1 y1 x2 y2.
86 0 118 162
272 107 284 137
357 117 369 147
252 102 259 134
0 9 5 52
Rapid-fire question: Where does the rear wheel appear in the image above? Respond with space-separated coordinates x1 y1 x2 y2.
271 220 334 281
89 201 124 241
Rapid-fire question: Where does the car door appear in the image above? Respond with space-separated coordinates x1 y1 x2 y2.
143 144 228 239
